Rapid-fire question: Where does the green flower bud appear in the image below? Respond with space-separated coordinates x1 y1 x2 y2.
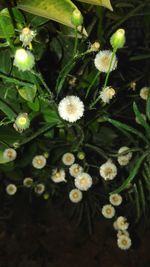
77 151 85 160
13 48 35 71
14 113 30 132
43 152 49 159
110 29 126 49
43 192 50 200
71 9 83 27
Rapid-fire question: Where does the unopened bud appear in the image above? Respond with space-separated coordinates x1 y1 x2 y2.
110 29 126 49
71 9 83 27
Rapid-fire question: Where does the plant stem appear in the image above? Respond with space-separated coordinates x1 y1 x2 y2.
85 71 100 98
0 72 35 88
73 26 78 56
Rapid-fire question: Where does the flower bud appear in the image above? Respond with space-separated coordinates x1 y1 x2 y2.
77 151 85 160
90 41 100 52
71 9 83 27
14 113 30 132
20 27 36 47
13 48 35 72
110 29 126 49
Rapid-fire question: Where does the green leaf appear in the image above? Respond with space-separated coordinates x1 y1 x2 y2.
111 153 147 194
133 102 150 138
0 99 16 120
76 0 113 10
17 0 80 28
43 108 61 124
27 97 40 111
0 8 15 38
108 118 148 143
0 50 12 74
18 86 37 102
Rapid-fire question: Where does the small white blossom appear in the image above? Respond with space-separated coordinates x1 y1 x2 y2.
51 169 66 183
140 86 149 100
69 189 83 203
6 184 17 195
117 146 132 167
116 216 129 231
102 204 115 219
34 183 45 195
69 163 83 178
109 193 122 206
94 50 117 73
62 153 75 166
3 148 17 162
32 155 46 169
117 230 130 238
99 160 117 181
100 86 116 104
58 95 84 123
23 177 33 188
75 172 92 191
117 235 132 250
20 27 36 47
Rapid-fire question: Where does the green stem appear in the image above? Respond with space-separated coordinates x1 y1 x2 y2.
0 72 35 88
73 26 78 56
85 71 100 98
31 70 53 99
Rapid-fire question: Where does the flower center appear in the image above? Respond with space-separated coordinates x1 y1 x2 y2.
73 192 78 199
36 159 43 166
80 177 87 185
104 167 113 176
66 103 77 114
106 208 111 214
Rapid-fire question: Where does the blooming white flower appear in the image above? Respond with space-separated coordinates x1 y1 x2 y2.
6 184 17 195
100 86 116 104
14 48 35 72
51 169 66 183
62 152 75 166
117 146 132 166
109 193 122 206
117 235 132 250
3 148 17 162
69 163 83 178
94 50 118 73
32 155 46 169
20 27 36 47
99 160 117 181
69 189 83 203
102 204 115 219
116 216 129 231
117 230 130 238
23 177 33 188
75 172 92 191
140 86 149 100
113 220 119 231
34 183 45 195
58 95 84 123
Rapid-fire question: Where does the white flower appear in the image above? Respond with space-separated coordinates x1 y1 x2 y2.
58 95 84 123
3 148 17 162
32 155 46 169
20 27 36 47
69 163 83 178
6 184 17 195
113 220 119 231
99 160 117 181
94 50 118 73
100 86 116 104
117 230 130 238
51 169 66 183
14 48 35 72
116 216 129 230
102 204 115 219
75 172 92 191
69 189 83 203
109 193 122 206
117 146 132 166
117 235 132 250
62 152 75 166
23 177 33 188
34 183 45 195
140 86 149 100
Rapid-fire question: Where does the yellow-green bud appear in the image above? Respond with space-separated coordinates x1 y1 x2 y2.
43 193 50 200
110 29 126 49
71 9 83 27
13 48 35 72
43 152 49 159
14 113 30 132
77 151 85 160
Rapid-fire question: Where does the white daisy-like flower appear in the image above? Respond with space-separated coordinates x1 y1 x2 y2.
69 163 83 177
69 189 83 203
117 235 132 250
117 230 130 238
116 216 129 231
99 160 117 181
6 184 17 195
135 113 146 125
75 172 92 191
3 148 17 162
34 183 45 195
23 177 33 188
14 48 35 72
51 169 66 183
109 193 123 206
20 27 36 47
58 95 84 123
102 204 115 219
62 152 75 166
140 86 149 100
32 155 46 169
94 50 118 73
113 220 119 231
117 146 132 166
100 86 116 104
